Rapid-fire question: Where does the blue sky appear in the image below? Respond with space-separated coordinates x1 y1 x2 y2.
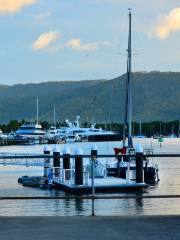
0 0 180 84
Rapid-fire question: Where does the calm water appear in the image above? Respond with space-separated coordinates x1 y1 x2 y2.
0 138 180 216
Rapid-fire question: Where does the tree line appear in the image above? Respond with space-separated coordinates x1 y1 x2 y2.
96 120 180 137
0 120 180 137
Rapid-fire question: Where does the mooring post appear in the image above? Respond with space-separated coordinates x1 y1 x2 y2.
91 144 98 217
63 146 71 169
53 145 60 178
75 147 83 185
43 145 50 178
135 143 144 183
63 146 71 181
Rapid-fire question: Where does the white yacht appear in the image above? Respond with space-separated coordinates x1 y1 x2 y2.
15 98 45 141
55 116 119 142
45 126 57 140
45 105 59 141
16 123 45 140
0 129 8 139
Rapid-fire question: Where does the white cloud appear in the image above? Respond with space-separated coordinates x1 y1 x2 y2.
35 11 52 21
32 33 110 53
0 0 37 14
66 39 108 51
151 8 180 39
32 31 60 51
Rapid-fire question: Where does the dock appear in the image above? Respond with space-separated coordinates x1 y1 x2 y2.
53 177 148 193
0 215 180 240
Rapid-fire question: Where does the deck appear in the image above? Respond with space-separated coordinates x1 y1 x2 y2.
53 177 148 193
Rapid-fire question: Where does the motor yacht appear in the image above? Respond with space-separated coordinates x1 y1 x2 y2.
16 123 45 140
55 116 121 142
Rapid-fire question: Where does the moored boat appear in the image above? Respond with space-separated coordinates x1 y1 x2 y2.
107 9 159 184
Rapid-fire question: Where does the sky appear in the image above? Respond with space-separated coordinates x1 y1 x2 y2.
0 0 180 84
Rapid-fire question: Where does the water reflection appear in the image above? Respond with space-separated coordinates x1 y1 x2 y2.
74 198 84 214
135 195 144 215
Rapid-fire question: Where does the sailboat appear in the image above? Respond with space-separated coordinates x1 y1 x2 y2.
114 9 133 155
107 10 159 184
16 98 45 143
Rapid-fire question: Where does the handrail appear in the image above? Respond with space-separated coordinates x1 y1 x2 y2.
0 153 180 159
0 195 180 200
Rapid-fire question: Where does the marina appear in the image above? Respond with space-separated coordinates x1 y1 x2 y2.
0 138 179 216
14 144 150 193
0 1 179 239
0 115 122 145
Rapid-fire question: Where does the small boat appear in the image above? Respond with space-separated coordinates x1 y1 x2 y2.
18 176 43 187
39 178 55 189
0 129 8 140
18 175 29 183
45 126 57 141
45 106 58 142
106 149 159 185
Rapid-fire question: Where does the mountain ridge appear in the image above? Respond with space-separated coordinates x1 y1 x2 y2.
0 71 180 123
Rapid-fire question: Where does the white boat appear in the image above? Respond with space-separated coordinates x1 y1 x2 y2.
45 106 60 141
55 116 118 142
16 123 45 140
15 98 45 142
0 129 8 139
45 126 57 140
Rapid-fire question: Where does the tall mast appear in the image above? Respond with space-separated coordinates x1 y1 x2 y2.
53 105 56 127
139 119 142 136
36 98 39 124
127 8 132 147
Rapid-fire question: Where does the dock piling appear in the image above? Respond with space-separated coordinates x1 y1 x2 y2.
91 144 98 217
63 146 71 181
135 143 144 183
43 145 50 178
63 146 71 169
53 145 60 178
75 147 83 185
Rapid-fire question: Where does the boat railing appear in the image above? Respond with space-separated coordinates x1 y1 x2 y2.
54 169 89 185
57 169 75 184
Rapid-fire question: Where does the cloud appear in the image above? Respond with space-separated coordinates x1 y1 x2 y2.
32 31 60 51
66 39 98 51
32 33 110 53
151 8 180 39
0 0 37 14
66 39 108 51
35 11 52 21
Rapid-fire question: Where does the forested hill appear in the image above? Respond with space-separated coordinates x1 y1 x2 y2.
0 71 180 123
